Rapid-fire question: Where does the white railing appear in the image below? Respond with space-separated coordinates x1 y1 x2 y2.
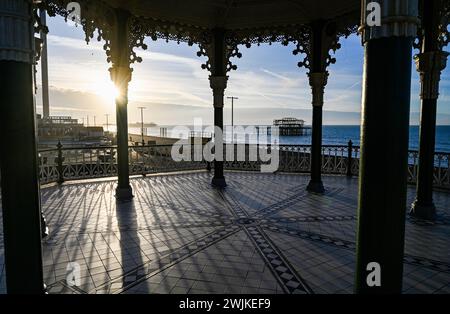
37 143 450 190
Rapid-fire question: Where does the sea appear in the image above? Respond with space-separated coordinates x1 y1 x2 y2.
129 125 450 153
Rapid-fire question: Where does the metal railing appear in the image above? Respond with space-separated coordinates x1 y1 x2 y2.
38 141 450 190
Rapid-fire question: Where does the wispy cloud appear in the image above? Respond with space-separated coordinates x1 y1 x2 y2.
40 15 448 125
260 68 299 87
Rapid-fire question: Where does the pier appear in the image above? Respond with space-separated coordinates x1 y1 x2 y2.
273 118 311 136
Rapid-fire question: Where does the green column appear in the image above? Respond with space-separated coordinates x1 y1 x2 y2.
355 0 419 294
307 72 327 193
209 29 228 188
110 9 133 200
305 22 331 194
411 0 449 220
0 0 44 293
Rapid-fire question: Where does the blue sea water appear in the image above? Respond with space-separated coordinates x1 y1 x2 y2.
136 125 450 152
280 125 450 152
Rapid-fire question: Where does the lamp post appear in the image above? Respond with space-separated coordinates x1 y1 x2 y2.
105 114 110 132
227 96 238 143
138 106 146 146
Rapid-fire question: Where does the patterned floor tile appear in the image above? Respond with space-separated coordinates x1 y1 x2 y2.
0 172 449 294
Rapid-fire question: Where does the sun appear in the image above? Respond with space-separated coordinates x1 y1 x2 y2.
93 80 120 105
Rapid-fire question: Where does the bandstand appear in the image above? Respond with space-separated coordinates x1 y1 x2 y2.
0 0 449 294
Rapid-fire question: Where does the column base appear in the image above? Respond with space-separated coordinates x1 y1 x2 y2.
211 177 227 189
115 186 133 201
306 180 325 194
410 200 436 221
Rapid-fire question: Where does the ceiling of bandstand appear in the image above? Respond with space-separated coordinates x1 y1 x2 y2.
104 0 360 29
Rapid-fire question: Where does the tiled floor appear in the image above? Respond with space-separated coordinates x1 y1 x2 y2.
0 171 449 294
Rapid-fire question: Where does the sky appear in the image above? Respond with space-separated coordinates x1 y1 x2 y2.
35 15 450 126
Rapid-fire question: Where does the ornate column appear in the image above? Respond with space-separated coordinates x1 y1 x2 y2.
210 74 228 187
308 70 327 193
355 0 419 294
209 29 228 188
43 2 146 201
295 21 342 193
0 0 45 293
198 29 241 188
109 9 134 200
410 0 449 220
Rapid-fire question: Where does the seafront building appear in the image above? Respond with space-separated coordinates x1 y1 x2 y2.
36 114 109 147
0 0 449 294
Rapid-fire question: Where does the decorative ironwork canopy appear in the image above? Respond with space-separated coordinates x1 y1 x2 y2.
43 0 360 30
37 0 360 73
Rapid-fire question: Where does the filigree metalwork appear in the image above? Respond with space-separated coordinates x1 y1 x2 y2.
33 6 48 36
413 1 424 52
40 0 358 75
194 32 242 74
32 4 49 92
195 33 214 72
194 25 313 74
413 35 423 52
129 14 208 45
293 22 356 73
438 0 450 49
412 1 450 100
226 25 307 48
292 30 311 69
225 36 243 72
41 0 145 68
414 0 450 52
222 26 308 73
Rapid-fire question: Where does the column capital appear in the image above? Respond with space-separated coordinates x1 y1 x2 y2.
309 72 329 88
359 0 420 44
109 65 132 86
0 0 34 63
415 50 450 99
209 75 228 90
308 71 329 107
209 75 228 108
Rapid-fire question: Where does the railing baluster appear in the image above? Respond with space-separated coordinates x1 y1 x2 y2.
347 140 353 177
57 141 64 184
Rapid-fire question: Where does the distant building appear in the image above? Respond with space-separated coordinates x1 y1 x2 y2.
273 117 310 136
82 126 104 138
37 114 84 139
37 114 108 147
